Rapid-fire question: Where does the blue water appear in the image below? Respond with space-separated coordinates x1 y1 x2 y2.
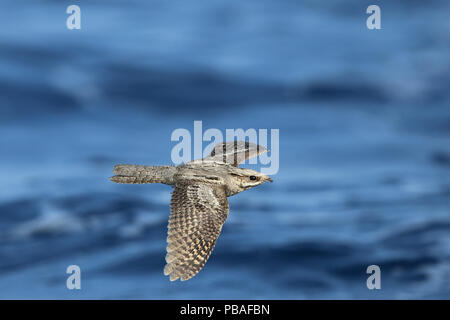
0 0 449 299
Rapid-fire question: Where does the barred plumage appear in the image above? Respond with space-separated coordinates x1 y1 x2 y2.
110 141 272 281
164 182 229 281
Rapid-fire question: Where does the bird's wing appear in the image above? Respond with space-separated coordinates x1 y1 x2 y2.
164 182 229 281
203 141 268 167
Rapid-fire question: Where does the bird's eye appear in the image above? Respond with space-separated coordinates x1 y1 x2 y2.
249 176 257 181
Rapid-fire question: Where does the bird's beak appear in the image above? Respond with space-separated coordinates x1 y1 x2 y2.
266 177 273 183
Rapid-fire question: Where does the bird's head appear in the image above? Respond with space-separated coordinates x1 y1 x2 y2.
226 167 272 195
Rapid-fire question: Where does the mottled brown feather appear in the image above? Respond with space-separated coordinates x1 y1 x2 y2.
205 141 268 167
110 141 273 281
164 182 229 281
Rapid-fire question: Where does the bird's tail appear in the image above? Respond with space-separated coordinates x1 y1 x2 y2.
110 164 176 185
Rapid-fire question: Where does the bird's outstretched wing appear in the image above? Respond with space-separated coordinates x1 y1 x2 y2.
164 182 229 281
203 141 268 167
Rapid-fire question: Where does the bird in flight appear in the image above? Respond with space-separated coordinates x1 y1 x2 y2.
110 141 273 281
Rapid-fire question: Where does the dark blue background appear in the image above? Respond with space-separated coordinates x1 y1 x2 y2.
0 0 449 299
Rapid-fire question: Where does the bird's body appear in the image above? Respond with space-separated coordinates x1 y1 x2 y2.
110 141 272 281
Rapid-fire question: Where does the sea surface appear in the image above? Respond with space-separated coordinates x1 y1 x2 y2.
0 0 449 299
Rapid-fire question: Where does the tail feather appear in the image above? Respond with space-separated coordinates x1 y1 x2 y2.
110 175 143 184
110 164 176 185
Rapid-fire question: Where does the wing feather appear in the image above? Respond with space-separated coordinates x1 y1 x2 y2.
203 141 268 167
164 182 229 281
